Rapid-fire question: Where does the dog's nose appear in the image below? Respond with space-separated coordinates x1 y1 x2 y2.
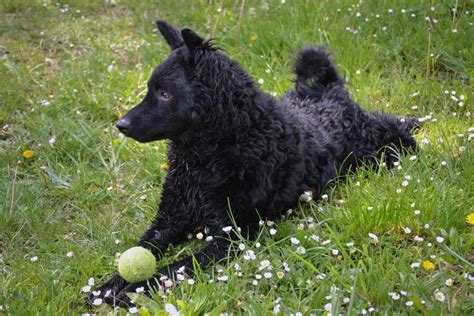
116 118 131 134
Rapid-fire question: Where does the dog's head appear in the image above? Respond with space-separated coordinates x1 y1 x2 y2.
115 21 199 142
116 20 255 143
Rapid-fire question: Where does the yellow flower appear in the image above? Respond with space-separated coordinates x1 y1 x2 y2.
160 162 169 170
22 150 33 159
422 260 435 271
466 213 474 225
250 34 257 41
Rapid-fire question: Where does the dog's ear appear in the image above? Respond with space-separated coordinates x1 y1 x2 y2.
181 28 205 51
156 20 183 49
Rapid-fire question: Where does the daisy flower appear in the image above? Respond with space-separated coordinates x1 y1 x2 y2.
49 136 57 147
324 303 332 311
410 262 420 269
164 304 179 316
243 250 256 261
368 233 378 244
217 275 228 282
414 235 424 242
296 246 306 255
388 292 400 300
299 191 313 202
434 290 446 302
290 237 300 245
259 260 271 270
273 304 280 313
92 298 103 306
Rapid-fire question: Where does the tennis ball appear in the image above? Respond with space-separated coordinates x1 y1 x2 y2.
118 246 156 283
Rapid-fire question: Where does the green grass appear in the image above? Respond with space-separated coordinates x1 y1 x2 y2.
1 0 473 314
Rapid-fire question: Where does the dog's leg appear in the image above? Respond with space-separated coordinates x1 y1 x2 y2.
110 223 235 307
87 186 191 307
88 226 189 307
86 226 188 307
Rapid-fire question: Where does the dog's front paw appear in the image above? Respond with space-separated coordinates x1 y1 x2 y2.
85 272 128 307
103 289 134 308
107 281 149 308
109 275 169 308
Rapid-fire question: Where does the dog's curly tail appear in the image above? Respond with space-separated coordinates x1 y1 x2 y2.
294 46 344 100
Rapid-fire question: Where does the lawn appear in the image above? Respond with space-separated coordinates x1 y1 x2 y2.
0 0 472 314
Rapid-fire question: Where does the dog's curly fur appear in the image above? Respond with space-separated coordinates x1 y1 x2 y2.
89 21 417 307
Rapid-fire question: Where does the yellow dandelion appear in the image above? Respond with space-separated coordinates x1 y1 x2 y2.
160 162 169 170
22 150 33 159
422 260 435 271
466 213 474 225
250 34 257 41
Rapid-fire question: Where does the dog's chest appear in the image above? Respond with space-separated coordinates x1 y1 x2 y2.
168 157 230 200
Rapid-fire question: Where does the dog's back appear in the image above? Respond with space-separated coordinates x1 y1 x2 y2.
280 46 417 171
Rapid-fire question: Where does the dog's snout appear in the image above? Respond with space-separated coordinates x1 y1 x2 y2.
116 118 131 134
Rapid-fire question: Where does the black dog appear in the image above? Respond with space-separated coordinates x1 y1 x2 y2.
88 20 417 307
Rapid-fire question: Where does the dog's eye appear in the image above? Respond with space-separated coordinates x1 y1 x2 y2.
158 90 172 101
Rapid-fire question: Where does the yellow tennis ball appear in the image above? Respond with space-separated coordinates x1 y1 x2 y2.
118 246 156 283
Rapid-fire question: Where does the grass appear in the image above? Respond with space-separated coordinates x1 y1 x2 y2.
0 0 472 314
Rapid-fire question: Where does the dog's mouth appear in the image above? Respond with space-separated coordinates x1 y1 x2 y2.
115 124 168 143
